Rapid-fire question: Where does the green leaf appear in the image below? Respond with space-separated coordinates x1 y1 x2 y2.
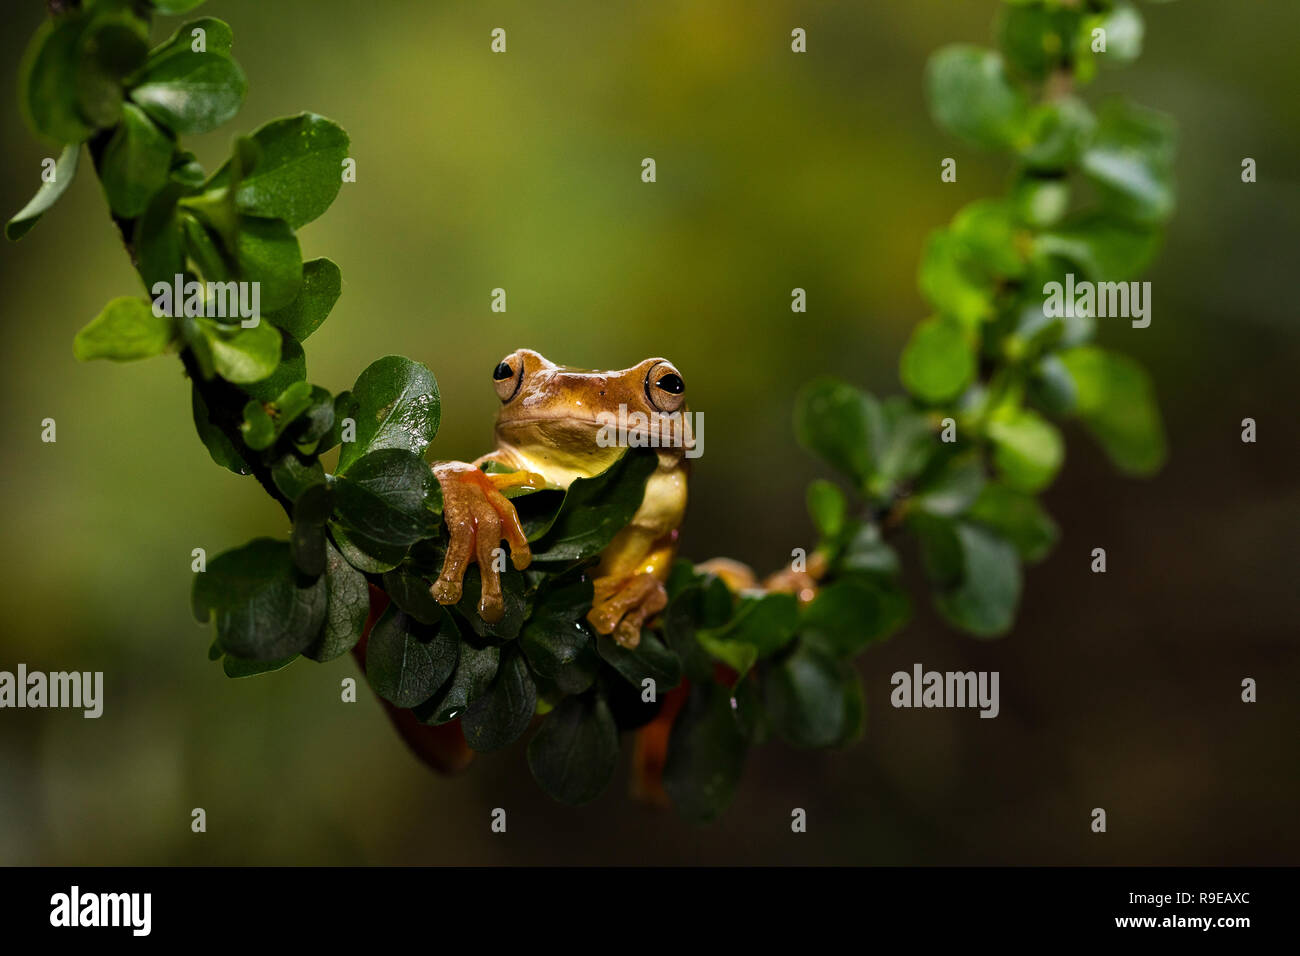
1036 214 1161 283
698 592 799 667
867 396 935 497
527 693 619 806
968 483 1058 565
414 638 500 725
382 570 445 625
454 565 530 640
365 605 459 708
987 408 1064 492
243 333 305 401
1076 2 1144 82
289 482 331 577
336 356 441 474
7 144 79 240
74 296 175 362
191 384 248 475
461 647 537 752
99 103 173 218
838 520 900 577
519 577 599 694
302 541 369 662
1018 97 1096 171
800 579 909 657
149 17 232 60
662 681 749 823
264 257 341 341
269 448 325 499
152 1 210 15
192 538 327 660
918 230 995 327
764 643 859 748
950 199 1029 279
525 450 658 563
205 113 349 229
1079 100 1176 224
597 630 682 692
915 519 1022 638
134 185 186 287
329 522 404 574
913 453 985 517
997 2 1080 81
331 448 442 558
1059 346 1166 475
188 316 281 383
900 316 975 403
129 49 246 135
926 45 1029 150
1012 174 1070 229
806 479 846 540
20 17 94 144
234 216 303 312
793 378 875 485
222 653 296 678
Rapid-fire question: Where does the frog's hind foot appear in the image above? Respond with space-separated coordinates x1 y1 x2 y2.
586 572 668 649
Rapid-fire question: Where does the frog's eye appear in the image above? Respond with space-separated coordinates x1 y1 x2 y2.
493 357 523 402
645 363 686 413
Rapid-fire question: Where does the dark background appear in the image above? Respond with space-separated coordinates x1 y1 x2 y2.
0 0 1295 864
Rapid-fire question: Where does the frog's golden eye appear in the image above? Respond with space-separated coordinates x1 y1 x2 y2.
493 356 523 402
645 363 686 413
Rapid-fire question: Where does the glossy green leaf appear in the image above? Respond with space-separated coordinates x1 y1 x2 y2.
662 680 748 823
302 541 369 662
838 520 901 578
191 384 248 474
331 448 442 556
915 519 1022 638
204 113 349 229
597 630 682 692
793 377 876 485
414 638 500 725
764 643 857 748
7 144 79 240
527 693 619 806
519 577 599 694
129 49 246 135
1036 214 1161 283
967 483 1058 565
188 316 281 384
1059 346 1166 475
233 216 302 312
365 604 459 708
526 449 658 563
222 653 296 678
913 453 986 517
926 45 1029 149
806 479 847 540
918 229 995 327
192 537 327 660
99 103 173 218
21 17 94 144
461 647 537 752
900 316 975 403
1079 100 1175 224
335 355 441 474
800 579 909 657
264 257 341 341
73 296 175 361
987 408 1064 492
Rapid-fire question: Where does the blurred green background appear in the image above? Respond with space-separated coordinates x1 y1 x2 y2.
1 0 1296 864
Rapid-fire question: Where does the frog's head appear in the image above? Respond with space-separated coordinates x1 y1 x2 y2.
489 348 691 469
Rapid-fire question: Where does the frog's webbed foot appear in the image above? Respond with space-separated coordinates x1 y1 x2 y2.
430 462 538 623
586 572 668 649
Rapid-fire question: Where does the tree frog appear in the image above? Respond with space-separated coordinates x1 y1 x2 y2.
429 349 691 649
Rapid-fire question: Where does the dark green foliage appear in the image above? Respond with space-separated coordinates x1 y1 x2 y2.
12 0 1174 820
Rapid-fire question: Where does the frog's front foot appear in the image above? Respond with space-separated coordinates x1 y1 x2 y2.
430 462 536 623
586 572 668 649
